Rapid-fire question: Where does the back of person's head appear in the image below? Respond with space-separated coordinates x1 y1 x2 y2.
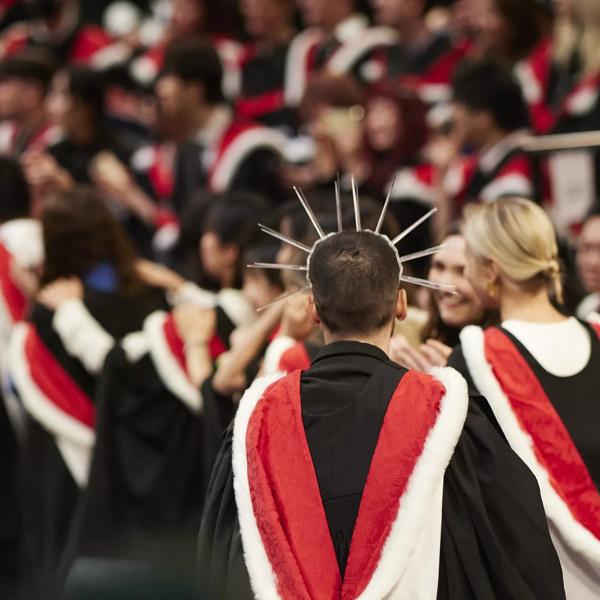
40 186 140 292
67 67 107 119
203 192 267 247
462 197 563 302
452 58 529 132
0 50 56 94
161 38 224 105
0 157 31 221
308 230 401 336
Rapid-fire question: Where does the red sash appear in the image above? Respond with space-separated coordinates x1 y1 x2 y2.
0 243 27 323
238 368 465 599
484 327 600 538
278 342 312 374
24 325 95 428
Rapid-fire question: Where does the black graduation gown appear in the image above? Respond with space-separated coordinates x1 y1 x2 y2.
198 342 565 599
15 286 167 596
59 312 241 593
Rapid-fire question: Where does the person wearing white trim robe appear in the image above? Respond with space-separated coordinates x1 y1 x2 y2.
198 229 564 599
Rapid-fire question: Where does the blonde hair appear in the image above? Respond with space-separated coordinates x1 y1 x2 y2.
462 198 563 303
555 0 600 75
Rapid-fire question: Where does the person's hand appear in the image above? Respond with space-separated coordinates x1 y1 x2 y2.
38 278 83 310
418 339 452 368
389 334 432 372
173 304 216 347
390 335 453 371
21 151 73 193
11 263 39 299
136 259 186 293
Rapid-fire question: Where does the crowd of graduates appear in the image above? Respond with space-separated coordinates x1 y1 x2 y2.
1 0 600 597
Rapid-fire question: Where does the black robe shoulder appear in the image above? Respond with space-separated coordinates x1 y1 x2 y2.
198 395 565 599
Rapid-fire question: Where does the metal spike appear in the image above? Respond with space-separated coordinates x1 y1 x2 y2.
293 186 325 239
375 174 396 234
399 244 448 264
258 224 311 253
256 285 312 313
335 179 343 233
391 207 437 246
400 275 457 294
351 176 361 231
247 262 308 271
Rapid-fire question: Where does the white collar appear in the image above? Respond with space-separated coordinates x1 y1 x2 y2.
502 317 591 377
334 13 369 43
479 129 529 173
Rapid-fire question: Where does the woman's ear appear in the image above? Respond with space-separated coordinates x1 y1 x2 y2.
306 294 320 325
395 288 408 322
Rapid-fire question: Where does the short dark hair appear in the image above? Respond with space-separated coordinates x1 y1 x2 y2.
0 51 56 93
452 58 529 131
161 38 224 104
68 67 107 118
0 157 31 221
309 231 400 336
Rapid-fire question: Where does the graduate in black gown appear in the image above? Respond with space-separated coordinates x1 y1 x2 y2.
7 188 166 596
198 193 565 599
450 198 600 598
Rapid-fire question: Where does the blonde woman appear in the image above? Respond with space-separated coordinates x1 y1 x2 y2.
450 197 600 599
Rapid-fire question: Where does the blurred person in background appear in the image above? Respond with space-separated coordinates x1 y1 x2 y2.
283 72 364 191
435 58 535 235
515 0 600 134
469 0 553 67
0 156 42 597
7 187 167 597
371 0 472 106
235 0 299 130
0 50 58 156
156 39 286 212
129 0 245 99
290 0 398 100
58 243 283 598
576 207 600 321
0 0 114 64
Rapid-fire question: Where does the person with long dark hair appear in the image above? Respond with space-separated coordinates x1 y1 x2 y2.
7 186 166 595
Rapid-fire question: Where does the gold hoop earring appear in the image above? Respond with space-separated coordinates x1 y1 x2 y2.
486 280 498 298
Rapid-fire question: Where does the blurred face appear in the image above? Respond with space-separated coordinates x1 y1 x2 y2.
0 78 23 120
471 0 511 56
171 0 204 36
200 232 238 280
297 0 329 27
155 74 198 130
429 235 486 327
240 0 293 39
577 216 600 293
451 102 491 149
366 97 401 152
45 71 77 132
372 0 423 28
242 270 282 309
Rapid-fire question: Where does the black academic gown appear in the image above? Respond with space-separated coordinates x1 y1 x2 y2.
16 286 167 596
59 313 241 594
198 342 565 599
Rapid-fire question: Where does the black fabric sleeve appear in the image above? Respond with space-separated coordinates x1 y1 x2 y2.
197 423 254 600
438 400 565 600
